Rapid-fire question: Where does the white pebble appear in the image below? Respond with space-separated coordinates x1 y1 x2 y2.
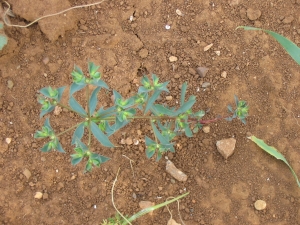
165 25 171 29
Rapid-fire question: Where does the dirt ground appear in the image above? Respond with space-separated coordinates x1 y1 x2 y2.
0 0 300 224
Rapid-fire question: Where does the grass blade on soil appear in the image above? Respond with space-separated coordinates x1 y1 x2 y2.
248 135 300 188
237 26 300 65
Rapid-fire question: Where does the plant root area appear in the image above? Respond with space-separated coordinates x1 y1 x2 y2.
0 0 300 224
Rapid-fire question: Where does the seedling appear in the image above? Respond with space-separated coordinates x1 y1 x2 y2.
35 62 248 172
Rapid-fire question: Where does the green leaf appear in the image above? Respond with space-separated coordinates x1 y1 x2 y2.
97 106 117 119
40 87 58 99
107 119 129 136
57 86 66 102
40 105 55 118
88 62 100 77
91 79 109 89
89 87 101 115
71 154 83 165
144 90 161 114
71 65 85 84
180 82 188 106
151 121 169 145
176 96 196 114
234 95 239 106
152 104 175 116
91 121 114 147
184 125 193 137
56 140 65 153
70 83 86 96
237 26 300 65
69 96 87 117
41 142 52 152
71 123 85 145
85 161 93 172
248 135 300 188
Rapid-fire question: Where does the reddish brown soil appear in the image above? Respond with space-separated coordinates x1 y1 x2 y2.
1 0 300 224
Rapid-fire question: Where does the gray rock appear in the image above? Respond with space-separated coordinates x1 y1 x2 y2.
216 138 236 159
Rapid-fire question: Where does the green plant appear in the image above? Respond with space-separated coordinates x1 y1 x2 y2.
34 62 249 172
101 192 189 225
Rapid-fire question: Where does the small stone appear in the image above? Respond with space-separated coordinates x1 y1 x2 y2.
221 71 227 78
139 201 155 215
132 192 137 199
158 186 163 191
166 160 187 182
71 175 76 180
214 51 221 56
229 0 241 6
34 192 43 199
196 67 209 78
42 56 49 65
168 218 181 225
174 74 180 78
139 48 148 58
80 25 88 31
176 9 183 16
204 43 213 51
283 15 294 24
166 96 173 101
203 126 210 133
125 137 133 145
254 200 266 210
246 8 261 21
5 138 11 144
23 168 31 179
216 138 236 159
54 106 62 115
43 193 49 200
7 80 14 89
169 56 178 62
202 82 211 88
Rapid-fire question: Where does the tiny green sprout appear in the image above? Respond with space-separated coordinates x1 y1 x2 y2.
35 61 248 172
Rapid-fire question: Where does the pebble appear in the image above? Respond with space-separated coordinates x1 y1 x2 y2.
34 192 43 199
202 82 211 88
254 200 266 210
214 51 221 56
23 168 31 179
176 9 184 16
221 71 227 78
204 43 213 51
7 80 14 89
229 0 241 6
169 56 178 62
43 193 49 200
125 137 133 145
216 138 236 159
246 8 261 20
54 106 62 116
203 126 210 133
132 192 137 199
166 96 173 101
166 160 187 182
188 68 196 75
196 67 209 78
139 201 155 215
5 138 11 144
283 15 294 24
42 56 49 65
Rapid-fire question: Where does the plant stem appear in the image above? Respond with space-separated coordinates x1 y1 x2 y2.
56 122 83 137
86 85 92 147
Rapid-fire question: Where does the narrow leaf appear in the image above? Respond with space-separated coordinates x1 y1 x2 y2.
57 86 66 102
91 121 114 147
237 26 300 65
41 142 52 152
180 82 188 106
248 135 300 188
151 121 169 145
92 79 109 89
144 90 161 114
146 147 156 158
70 83 86 96
89 87 101 115
69 96 87 117
56 140 65 153
176 96 196 115
40 106 55 118
71 123 85 145
71 154 83 165
152 104 176 116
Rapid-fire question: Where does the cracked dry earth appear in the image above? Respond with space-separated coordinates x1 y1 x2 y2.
0 0 300 224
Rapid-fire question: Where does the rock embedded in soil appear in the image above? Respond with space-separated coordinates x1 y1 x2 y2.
246 8 262 20
216 138 236 159
254 200 266 210
7 80 14 89
169 56 178 62
166 160 187 182
221 71 227 78
203 126 210 133
34 192 43 199
166 96 173 101
204 43 213 51
283 15 294 24
196 67 209 78
168 218 181 225
139 201 155 215
23 168 31 179
202 82 211 88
